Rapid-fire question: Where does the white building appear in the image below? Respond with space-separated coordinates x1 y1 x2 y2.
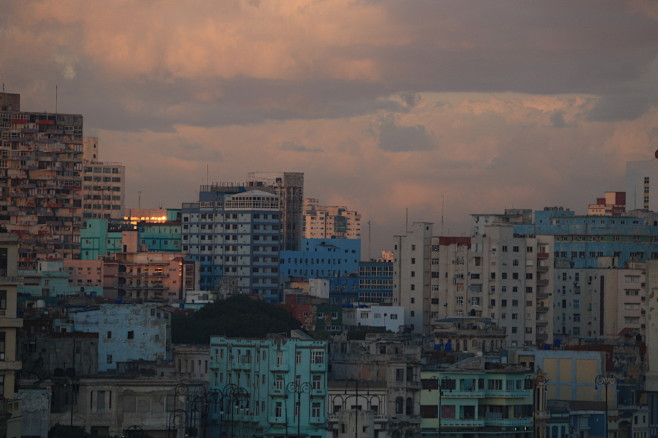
303 198 362 239
626 158 658 211
82 137 126 220
343 305 404 333
70 303 171 372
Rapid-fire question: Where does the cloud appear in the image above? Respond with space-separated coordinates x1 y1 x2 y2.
279 141 323 152
372 115 437 152
550 110 568 128
586 93 651 122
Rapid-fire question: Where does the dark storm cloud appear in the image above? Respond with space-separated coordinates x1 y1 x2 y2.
374 116 436 152
279 141 323 153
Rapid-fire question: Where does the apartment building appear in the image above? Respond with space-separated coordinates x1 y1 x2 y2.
182 188 282 301
81 137 125 220
303 198 361 239
210 334 328 438
0 92 83 269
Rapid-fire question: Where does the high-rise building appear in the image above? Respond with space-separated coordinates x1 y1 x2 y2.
0 92 83 269
247 172 304 251
587 191 626 216
81 137 126 220
182 187 282 301
626 158 658 211
303 198 361 239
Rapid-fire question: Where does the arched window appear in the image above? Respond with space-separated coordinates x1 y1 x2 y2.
406 397 413 415
395 397 404 414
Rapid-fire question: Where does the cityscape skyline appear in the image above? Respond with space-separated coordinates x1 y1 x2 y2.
3 1 658 254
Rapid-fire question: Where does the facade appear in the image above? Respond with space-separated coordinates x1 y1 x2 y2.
114 252 185 301
0 234 23 437
210 334 329 438
329 333 423 438
0 92 84 269
357 261 393 304
70 303 171 372
303 198 361 239
48 376 185 437
247 172 304 251
182 188 282 301
342 305 404 333
626 158 658 211
81 137 126 220
394 221 553 347
587 191 626 216
431 317 506 354
393 222 433 334
280 239 361 280
420 367 534 437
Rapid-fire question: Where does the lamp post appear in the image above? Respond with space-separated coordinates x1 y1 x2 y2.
341 380 371 438
595 374 616 438
168 409 187 438
437 376 451 438
218 384 250 438
188 388 220 438
287 381 312 438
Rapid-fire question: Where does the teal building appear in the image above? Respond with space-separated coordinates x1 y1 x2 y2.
210 335 328 438
80 218 182 260
420 368 534 437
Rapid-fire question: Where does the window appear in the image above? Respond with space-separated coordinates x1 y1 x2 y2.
311 350 325 364
275 401 283 417
396 368 404 382
395 397 404 414
0 332 4 360
107 354 113 364
127 331 134 340
312 374 322 390
312 402 321 418
296 350 303 364
275 374 283 390
276 351 284 366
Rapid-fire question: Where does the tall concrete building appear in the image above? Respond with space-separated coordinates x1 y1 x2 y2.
303 198 361 239
182 187 282 301
0 92 83 269
626 158 658 211
394 216 554 348
81 137 126 220
247 172 304 251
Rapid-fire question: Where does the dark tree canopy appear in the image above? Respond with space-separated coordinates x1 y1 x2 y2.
172 295 302 344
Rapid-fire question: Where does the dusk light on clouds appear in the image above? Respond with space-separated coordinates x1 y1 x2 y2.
3 0 658 252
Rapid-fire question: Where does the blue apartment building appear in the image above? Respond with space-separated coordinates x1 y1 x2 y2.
279 239 360 279
514 209 658 269
182 186 282 301
210 335 328 438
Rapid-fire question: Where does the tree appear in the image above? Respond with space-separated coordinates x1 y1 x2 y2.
172 295 302 344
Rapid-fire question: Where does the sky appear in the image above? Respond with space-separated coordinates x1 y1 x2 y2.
2 0 658 255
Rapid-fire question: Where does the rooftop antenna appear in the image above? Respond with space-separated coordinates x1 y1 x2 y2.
138 190 142 209
405 208 409 233
368 221 372 261
441 193 445 235
2 83 4 92
55 85 58 113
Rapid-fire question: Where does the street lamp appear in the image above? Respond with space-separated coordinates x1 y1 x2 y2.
218 384 250 438
287 381 312 438
595 374 616 438
341 380 371 438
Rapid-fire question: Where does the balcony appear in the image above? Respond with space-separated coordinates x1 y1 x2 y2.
537 279 549 286
0 276 21 285
536 306 550 313
441 418 485 428
537 253 549 259
484 417 532 427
